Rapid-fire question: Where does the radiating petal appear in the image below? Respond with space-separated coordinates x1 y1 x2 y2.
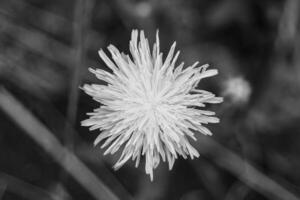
81 29 222 180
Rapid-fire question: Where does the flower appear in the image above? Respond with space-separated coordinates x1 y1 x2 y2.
223 76 251 104
81 30 222 180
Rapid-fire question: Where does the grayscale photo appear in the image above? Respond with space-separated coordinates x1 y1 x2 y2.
0 0 299 200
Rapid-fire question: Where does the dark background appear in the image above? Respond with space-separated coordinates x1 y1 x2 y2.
0 0 300 199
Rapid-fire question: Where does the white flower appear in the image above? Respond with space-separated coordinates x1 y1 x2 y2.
81 30 222 180
223 76 251 104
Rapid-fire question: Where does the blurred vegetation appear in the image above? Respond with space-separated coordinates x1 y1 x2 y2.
0 0 300 199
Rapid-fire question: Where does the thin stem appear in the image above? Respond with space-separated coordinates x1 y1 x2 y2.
195 133 300 200
0 172 59 200
0 87 120 200
64 0 94 150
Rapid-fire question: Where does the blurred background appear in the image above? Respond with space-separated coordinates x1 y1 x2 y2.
0 0 300 199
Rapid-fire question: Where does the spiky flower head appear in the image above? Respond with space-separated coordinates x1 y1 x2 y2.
82 30 222 180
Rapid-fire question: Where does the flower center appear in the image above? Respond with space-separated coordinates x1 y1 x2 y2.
144 101 158 111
